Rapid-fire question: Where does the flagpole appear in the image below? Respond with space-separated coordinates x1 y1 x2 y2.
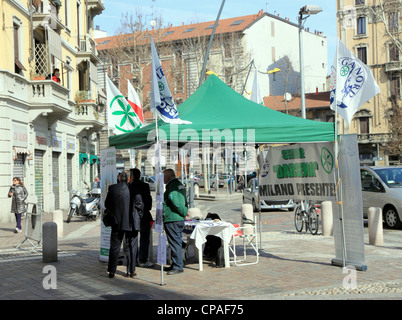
334 39 347 269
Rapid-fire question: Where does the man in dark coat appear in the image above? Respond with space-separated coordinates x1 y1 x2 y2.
105 172 143 278
129 168 154 268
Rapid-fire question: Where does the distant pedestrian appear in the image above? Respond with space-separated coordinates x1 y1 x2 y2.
8 177 28 233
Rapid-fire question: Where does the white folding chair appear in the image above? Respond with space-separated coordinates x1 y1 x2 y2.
229 218 259 266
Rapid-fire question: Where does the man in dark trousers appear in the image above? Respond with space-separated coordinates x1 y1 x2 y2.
128 168 154 268
105 172 142 278
163 169 188 275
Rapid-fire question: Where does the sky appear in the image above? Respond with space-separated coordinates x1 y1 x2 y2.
94 0 337 75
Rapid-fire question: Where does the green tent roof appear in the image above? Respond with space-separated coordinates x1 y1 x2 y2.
109 74 335 149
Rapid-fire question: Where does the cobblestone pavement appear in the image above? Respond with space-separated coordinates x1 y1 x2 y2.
1 204 402 304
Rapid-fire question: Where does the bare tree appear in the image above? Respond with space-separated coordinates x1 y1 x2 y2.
370 0 402 159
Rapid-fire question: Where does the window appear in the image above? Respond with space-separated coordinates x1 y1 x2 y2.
389 44 399 62
390 75 401 98
174 72 184 94
359 117 369 134
64 0 70 28
357 16 366 35
389 12 399 32
184 28 195 33
13 21 26 75
224 42 232 58
357 47 367 64
163 31 174 36
231 20 244 26
355 0 365 5
225 67 233 88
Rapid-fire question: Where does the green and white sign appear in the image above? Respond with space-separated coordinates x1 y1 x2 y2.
259 142 336 201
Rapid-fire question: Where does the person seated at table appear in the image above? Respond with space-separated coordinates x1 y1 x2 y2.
203 213 222 259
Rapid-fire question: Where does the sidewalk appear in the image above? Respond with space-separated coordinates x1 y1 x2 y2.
1 210 402 302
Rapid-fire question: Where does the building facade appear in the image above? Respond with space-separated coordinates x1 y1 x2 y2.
337 0 401 166
0 0 105 222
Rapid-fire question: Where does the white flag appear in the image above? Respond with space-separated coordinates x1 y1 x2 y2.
250 68 264 105
330 38 380 125
150 37 191 124
127 80 144 124
106 76 142 135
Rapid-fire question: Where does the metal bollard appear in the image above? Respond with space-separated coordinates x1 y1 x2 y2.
194 184 199 198
241 204 254 235
42 222 58 263
52 210 64 239
321 201 333 236
368 207 383 246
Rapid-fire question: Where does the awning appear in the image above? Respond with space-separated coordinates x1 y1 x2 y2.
90 154 99 164
47 26 62 61
51 0 62 6
79 153 88 164
12 147 32 160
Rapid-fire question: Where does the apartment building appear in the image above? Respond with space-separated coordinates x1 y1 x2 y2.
337 0 401 165
0 0 105 221
95 10 328 175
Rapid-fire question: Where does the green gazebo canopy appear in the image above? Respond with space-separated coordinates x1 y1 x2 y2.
109 74 335 149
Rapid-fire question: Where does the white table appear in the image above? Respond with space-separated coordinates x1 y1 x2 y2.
186 220 236 271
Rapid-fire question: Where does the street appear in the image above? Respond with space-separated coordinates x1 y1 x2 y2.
1 192 402 301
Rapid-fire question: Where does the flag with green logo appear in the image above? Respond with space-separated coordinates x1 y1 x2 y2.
106 76 142 135
150 37 191 124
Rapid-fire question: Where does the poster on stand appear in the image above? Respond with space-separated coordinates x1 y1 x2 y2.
99 147 117 262
331 134 366 270
154 142 164 233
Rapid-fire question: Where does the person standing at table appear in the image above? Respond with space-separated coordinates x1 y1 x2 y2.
163 169 188 275
105 172 140 278
128 168 154 268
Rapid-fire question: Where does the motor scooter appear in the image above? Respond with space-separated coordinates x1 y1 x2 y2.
67 182 101 223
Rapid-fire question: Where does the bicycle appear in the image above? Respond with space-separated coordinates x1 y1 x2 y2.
294 200 319 235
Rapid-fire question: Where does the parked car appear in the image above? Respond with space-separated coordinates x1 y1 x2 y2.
243 178 295 212
183 174 225 189
209 174 225 189
360 166 402 229
140 175 156 191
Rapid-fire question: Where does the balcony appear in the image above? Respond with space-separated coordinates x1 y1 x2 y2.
29 80 71 122
33 0 64 32
87 0 105 17
0 70 71 123
357 133 392 144
385 61 402 73
74 93 105 135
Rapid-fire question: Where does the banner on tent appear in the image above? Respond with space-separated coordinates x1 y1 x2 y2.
259 142 336 202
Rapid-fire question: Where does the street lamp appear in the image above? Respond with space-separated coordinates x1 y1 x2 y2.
298 4 322 119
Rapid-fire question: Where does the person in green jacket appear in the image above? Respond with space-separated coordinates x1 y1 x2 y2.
163 168 188 275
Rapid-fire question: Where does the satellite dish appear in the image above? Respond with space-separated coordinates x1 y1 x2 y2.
284 92 292 101
150 20 157 27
